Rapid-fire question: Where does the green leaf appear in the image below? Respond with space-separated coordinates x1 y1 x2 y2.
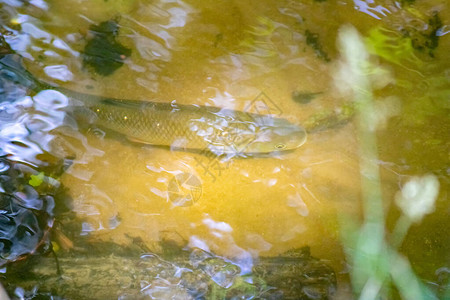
29 172 45 187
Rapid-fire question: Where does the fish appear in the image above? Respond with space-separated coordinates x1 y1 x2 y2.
61 88 307 155
0 54 307 155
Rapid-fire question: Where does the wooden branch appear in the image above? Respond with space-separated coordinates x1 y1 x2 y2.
2 246 336 300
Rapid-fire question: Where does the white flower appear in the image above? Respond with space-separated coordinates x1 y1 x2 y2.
395 174 440 223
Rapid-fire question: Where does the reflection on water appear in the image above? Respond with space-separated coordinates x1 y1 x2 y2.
0 0 449 298
0 89 68 165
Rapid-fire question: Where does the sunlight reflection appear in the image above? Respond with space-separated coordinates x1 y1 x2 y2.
353 0 390 20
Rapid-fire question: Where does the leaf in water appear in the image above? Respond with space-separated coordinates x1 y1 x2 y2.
29 172 45 187
82 19 132 76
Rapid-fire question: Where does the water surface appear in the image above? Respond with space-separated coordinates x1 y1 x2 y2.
1 0 449 298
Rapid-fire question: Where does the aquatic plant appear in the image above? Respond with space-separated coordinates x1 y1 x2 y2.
364 10 448 127
239 16 278 58
335 25 442 300
305 30 330 62
365 26 423 71
365 10 443 68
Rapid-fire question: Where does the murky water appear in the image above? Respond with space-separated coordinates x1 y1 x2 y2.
1 0 449 299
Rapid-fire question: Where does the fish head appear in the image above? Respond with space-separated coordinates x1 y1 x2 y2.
242 115 307 154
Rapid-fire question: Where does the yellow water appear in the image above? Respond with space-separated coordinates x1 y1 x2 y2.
2 0 449 297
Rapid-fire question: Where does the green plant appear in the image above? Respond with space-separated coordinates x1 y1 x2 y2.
335 25 440 300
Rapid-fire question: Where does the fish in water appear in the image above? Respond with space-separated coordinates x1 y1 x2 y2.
0 54 307 155
61 88 307 155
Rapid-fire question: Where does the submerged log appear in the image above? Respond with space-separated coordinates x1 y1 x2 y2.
2 245 336 300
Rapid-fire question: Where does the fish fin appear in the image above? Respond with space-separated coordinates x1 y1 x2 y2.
100 98 150 109
126 136 155 145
